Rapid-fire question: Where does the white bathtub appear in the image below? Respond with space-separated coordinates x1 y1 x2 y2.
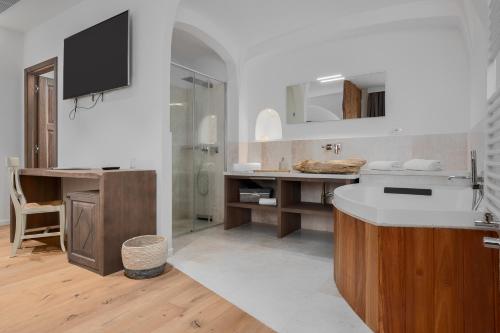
333 184 484 229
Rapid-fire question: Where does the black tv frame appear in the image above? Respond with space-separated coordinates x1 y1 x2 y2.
63 10 131 100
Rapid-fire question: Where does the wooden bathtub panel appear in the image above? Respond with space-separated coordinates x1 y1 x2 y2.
433 229 464 333
333 210 500 333
404 228 435 333
334 211 367 321
334 211 360 316
353 217 366 319
379 227 405 333
462 230 498 333
364 222 379 332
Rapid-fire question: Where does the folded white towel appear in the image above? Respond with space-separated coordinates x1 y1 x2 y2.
366 161 403 170
403 159 442 171
259 198 277 206
233 163 262 172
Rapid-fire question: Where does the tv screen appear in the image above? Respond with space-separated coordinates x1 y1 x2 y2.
63 11 130 99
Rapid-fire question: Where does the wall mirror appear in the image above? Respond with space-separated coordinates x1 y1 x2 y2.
286 72 386 124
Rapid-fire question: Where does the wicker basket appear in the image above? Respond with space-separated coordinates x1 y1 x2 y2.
122 235 168 279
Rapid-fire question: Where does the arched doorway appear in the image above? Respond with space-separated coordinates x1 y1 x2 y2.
170 27 227 237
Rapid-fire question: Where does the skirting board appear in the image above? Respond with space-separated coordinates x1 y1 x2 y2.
0 219 9 226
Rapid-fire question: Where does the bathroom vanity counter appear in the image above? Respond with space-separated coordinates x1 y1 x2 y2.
224 171 360 180
332 184 500 333
224 173 358 237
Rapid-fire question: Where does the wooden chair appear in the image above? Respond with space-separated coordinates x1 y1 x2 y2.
6 157 66 257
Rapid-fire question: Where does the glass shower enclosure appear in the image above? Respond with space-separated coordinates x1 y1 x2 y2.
170 63 226 237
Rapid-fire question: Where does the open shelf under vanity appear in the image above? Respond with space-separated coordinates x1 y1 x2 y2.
224 173 358 238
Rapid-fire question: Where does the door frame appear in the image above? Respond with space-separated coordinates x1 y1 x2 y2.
24 57 58 168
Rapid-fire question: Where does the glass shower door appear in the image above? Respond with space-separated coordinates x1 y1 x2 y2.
193 73 225 232
171 65 195 236
170 64 225 236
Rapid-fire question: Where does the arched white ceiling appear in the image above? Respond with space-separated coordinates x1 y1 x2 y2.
179 0 484 62
181 0 428 48
171 28 228 81
175 5 240 67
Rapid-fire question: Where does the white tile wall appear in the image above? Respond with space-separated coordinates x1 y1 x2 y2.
240 133 469 172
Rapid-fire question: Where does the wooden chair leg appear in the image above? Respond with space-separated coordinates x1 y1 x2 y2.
59 207 66 253
10 214 24 257
18 214 26 249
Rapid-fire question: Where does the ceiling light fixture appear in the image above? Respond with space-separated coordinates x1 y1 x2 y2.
319 76 345 83
317 74 343 81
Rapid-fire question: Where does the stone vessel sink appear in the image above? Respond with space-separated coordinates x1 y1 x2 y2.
293 159 366 174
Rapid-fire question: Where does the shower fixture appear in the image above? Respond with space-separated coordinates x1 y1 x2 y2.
182 76 213 88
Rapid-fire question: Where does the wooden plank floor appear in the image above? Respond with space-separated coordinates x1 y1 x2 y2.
0 226 273 333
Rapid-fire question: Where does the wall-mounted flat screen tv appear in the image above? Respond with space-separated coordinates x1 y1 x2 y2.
63 11 130 99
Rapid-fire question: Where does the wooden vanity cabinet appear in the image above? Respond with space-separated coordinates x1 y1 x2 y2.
225 174 356 238
67 191 101 273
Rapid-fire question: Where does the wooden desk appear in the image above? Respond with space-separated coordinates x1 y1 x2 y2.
10 168 156 275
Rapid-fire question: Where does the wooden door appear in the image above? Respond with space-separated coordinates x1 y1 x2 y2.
37 77 57 168
67 192 100 272
343 80 361 119
24 58 58 168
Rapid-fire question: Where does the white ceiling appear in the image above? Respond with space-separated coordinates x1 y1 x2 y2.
0 0 84 32
180 0 430 50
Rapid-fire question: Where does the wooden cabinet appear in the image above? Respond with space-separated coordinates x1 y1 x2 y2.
67 191 101 273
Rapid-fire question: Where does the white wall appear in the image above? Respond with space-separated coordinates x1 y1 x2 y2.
460 0 489 127
0 27 23 225
22 0 180 246
241 26 470 142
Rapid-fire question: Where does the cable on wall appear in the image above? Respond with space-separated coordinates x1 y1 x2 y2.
69 93 104 120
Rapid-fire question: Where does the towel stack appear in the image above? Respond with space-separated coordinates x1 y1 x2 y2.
367 159 442 171
403 159 442 171
259 198 277 206
232 163 262 172
366 161 403 171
